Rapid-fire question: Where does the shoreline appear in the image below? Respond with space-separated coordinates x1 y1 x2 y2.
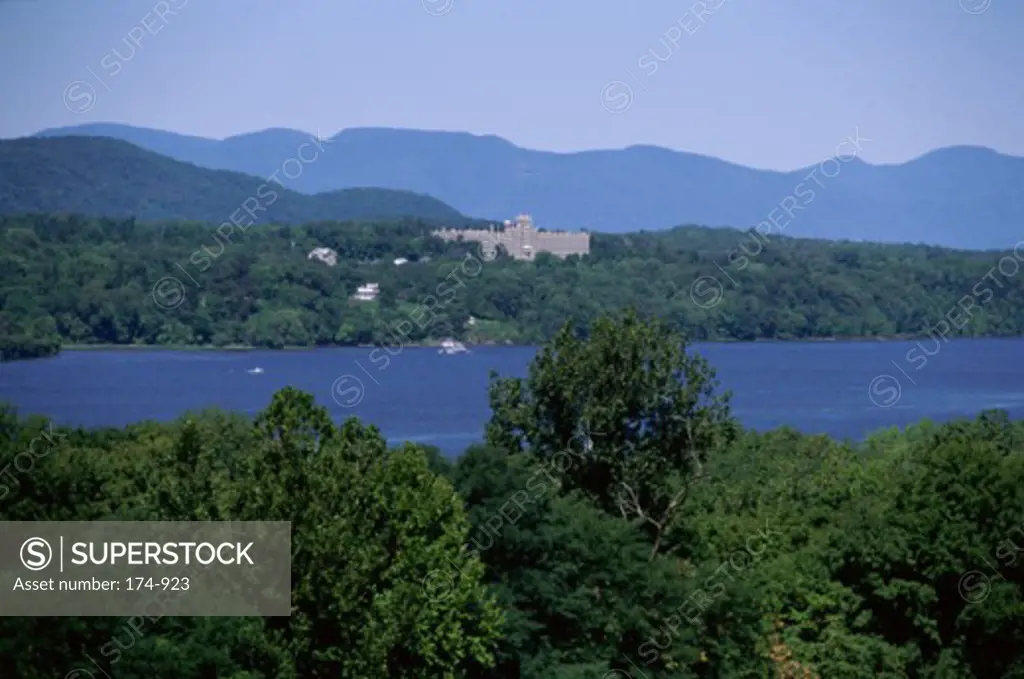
60 340 514 352
48 333 1024 354
5 332 1024 363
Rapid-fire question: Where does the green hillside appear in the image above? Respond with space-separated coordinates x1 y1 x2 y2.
0 136 466 224
3 213 1024 359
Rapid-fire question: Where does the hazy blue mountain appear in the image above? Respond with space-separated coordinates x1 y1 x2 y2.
32 123 1024 249
0 136 466 225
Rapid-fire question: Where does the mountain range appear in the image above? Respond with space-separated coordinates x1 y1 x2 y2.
0 135 466 226
17 123 1024 249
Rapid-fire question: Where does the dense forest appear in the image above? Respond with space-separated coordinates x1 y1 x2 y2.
0 137 467 225
3 213 1024 360
1 311 1022 678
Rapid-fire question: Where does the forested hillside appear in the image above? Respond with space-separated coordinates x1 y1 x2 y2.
0 137 466 224
3 213 1024 360
2 312 1022 677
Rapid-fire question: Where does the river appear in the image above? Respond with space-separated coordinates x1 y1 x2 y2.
2 338 1023 455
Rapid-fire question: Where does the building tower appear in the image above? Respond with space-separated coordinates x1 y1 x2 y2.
515 214 534 259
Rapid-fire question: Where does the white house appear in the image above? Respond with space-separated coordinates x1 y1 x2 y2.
353 283 380 302
307 247 338 266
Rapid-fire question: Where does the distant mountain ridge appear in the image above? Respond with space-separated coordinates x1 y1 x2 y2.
31 123 1024 250
0 136 466 225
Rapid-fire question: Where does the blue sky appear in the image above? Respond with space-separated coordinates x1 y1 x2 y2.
0 0 1020 169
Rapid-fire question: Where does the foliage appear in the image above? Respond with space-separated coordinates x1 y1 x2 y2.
6 213 1024 361
448 445 699 677
2 312 1024 677
486 309 736 556
0 390 501 679
0 137 467 224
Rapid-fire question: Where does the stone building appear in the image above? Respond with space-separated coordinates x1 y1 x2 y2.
432 214 590 261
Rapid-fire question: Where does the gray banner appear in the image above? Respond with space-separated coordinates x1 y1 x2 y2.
0 521 291 616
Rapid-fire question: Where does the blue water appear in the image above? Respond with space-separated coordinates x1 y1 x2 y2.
2 339 1024 455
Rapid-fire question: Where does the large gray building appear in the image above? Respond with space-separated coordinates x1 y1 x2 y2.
432 214 590 261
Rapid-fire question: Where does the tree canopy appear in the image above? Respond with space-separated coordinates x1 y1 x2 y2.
5 213 1024 360
0 136 467 225
2 311 1022 677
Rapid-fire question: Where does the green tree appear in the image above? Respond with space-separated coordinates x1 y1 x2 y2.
486 309 736 556
451 445 703 678
228 388 503 678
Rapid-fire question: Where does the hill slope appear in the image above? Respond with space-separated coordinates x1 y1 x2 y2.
34 123 1024 249
0 136 466 224
5 213 1024 360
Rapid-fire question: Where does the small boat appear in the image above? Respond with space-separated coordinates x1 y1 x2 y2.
247 367 265 374
438 339 468 355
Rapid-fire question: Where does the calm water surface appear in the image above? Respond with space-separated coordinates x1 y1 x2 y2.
2 339 1023 455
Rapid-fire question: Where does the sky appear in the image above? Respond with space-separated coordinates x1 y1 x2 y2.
0 0 1021 170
